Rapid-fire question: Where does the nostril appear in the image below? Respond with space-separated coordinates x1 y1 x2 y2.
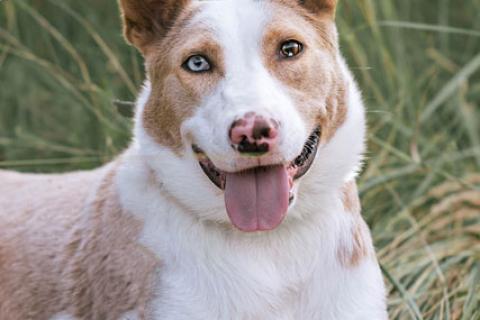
252 120 278 141
260 127 271 138
229 124 249 145
238 140 269 154
252 125 270 140
252 118 274 139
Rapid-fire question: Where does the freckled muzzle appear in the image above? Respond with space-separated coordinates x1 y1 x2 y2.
192 127 321 232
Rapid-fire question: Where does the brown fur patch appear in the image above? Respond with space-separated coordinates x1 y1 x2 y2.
338 181 373 268
273 0 338 21
65 168 158 320
142 22 225 151
0 170 96 319
0 166 159 320
317 81 348 142
341 180 361 214
344 221 372 268
300 0 337 16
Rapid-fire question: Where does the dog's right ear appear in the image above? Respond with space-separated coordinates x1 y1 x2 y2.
118 0 190 53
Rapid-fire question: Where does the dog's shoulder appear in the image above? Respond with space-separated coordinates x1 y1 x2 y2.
0 168 105 319
62 164 159 319
0 164 160 320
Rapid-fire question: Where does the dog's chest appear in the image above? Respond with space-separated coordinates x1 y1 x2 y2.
135 218 317 319
139 220 345 320
147 253 385 320
149 250 311 320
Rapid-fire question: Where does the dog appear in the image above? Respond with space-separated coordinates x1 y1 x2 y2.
0 0 388 319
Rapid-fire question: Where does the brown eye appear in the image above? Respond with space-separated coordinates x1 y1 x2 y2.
280 40 303 58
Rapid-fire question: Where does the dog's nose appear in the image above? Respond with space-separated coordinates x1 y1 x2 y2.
229 112 279 155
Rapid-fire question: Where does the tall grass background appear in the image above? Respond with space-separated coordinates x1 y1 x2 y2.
0 0 479 319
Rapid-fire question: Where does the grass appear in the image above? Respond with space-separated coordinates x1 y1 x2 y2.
1 0 479 318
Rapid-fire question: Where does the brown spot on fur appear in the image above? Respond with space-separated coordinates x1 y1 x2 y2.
337 224 372 268
317 81 348 142
337 181 373 268
345 222 372 267
341 180 361 215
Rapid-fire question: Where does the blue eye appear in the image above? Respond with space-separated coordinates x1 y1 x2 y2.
184 55 211 73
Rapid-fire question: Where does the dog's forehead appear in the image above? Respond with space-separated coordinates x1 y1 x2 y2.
191 0 271 46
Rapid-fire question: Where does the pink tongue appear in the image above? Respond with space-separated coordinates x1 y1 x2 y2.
225 165 289 232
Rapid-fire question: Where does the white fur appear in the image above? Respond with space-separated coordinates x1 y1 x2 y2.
117 1 387 319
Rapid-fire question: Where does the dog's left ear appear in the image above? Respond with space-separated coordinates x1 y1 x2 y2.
118 0 190 53
299 0 337 17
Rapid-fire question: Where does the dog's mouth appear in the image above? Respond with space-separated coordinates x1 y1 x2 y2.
192 127 321 232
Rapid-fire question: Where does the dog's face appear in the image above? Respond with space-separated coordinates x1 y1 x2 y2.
120 0 362 232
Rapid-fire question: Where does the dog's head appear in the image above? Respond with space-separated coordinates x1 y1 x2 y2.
119 0 365 232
